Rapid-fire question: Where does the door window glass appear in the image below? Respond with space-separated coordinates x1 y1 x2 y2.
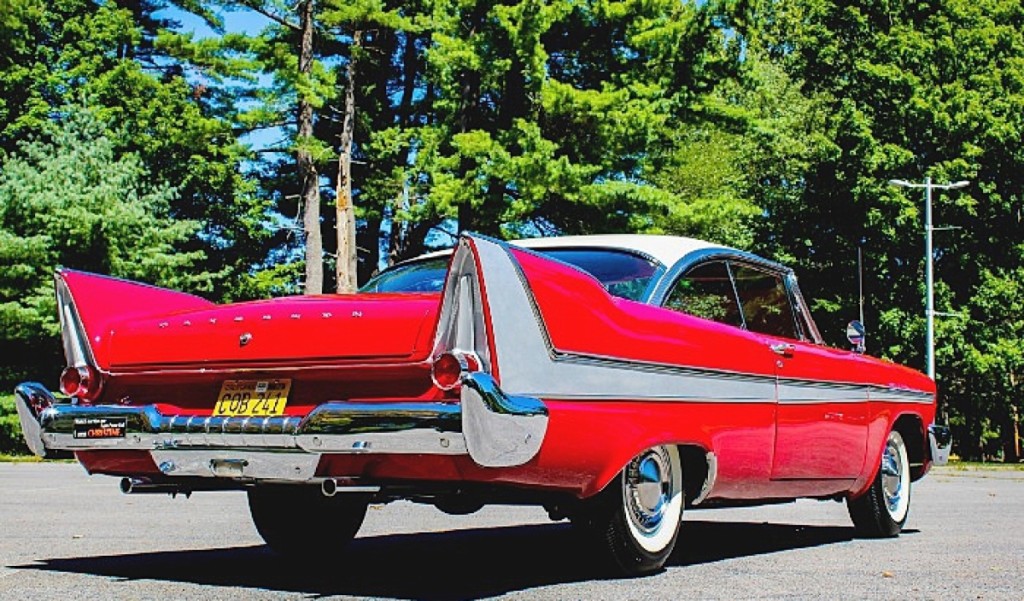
663 261 743 327
731 265 798 339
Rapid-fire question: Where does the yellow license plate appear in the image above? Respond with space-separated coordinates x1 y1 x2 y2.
214 379 292 417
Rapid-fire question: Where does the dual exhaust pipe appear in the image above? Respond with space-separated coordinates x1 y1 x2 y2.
119 477 380 497
319 478 380 497
119 478 190 496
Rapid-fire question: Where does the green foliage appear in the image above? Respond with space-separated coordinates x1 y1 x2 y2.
0 394 28 455
0 106 207 386
750 0 1024 459
0 0 274 301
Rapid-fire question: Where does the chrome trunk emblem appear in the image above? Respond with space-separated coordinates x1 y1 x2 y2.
239 333 253 347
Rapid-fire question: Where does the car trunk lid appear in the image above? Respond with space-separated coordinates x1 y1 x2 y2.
105 293 440 371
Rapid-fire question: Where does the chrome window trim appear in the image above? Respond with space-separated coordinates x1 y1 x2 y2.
364 245 668 303
650 249 824 345
784 272 823 344
502 244 668 304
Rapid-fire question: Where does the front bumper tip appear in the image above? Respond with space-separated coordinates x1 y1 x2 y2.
928 424 952 466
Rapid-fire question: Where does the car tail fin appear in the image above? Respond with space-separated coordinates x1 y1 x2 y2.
432 234 551 466
431 236 499 382
55 269 214 371
430 234 572 394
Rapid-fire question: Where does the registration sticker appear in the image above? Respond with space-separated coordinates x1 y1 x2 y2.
73 417 127 439
214 379 291 417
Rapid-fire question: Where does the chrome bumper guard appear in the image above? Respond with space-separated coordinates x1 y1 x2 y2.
14 372 548 480
928 424 952 466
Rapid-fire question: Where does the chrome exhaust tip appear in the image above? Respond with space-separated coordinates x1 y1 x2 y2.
321 478 338 497
119 477 188 496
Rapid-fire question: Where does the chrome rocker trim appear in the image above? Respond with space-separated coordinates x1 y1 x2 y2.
15 373 549 479
928 423 952 466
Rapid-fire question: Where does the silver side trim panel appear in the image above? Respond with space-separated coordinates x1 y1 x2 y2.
870 388 935 404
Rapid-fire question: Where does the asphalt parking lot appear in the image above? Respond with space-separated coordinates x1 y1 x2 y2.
1 462 1021 600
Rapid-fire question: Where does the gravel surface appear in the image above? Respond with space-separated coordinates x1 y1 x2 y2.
1 462 1021 600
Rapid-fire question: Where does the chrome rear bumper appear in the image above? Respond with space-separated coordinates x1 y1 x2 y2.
15 372 548 480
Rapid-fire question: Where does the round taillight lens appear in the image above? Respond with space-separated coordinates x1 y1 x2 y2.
60 366 101 401
431 351 483 391
60 367 82 396
431 353 464 391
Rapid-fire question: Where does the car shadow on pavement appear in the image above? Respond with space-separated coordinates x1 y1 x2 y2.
12 520 855 599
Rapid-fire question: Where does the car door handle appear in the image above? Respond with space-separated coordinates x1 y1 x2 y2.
769 343 796 357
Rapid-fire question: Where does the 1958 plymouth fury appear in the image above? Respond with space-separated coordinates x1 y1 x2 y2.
16 233 950 575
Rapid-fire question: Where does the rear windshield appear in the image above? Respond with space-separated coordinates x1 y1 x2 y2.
360 247 664 302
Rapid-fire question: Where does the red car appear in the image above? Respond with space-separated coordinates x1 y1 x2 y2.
16 233 950 575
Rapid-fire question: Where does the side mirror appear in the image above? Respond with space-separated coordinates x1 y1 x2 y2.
846 320 866 354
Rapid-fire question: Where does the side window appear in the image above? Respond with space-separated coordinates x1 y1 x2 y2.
731 265 798 339
664 261 743 328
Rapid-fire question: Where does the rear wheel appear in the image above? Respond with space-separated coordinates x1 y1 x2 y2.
575 445 684 576
848 430 911 537
247 485 369 558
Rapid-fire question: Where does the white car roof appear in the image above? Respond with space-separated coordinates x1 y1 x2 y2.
510 234 729 269
412 234 732 269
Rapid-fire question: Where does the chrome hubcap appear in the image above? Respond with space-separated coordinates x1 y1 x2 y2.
881 439 904 515
624 448 672 534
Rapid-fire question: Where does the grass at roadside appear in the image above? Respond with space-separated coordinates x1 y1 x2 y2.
0 453 44 463
943 460 1024 471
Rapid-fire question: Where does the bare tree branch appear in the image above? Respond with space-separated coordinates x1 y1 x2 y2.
234 0 300 31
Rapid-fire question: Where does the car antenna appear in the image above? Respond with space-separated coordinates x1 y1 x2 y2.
858 246 865 329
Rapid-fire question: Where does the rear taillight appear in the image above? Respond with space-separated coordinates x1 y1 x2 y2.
431 351 480 391
60 365 103 402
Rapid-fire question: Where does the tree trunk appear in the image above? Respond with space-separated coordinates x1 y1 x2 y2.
387 194 408 268
298 0 323 294
382 35 421 263
399 34 418 128
1008 371 1021 462
1013 406 1021 462
358 215 381 283
335 30 361 293
455 4 485 233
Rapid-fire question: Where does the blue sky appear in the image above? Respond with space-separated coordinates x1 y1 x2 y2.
159 5 269 39
157 5 280 150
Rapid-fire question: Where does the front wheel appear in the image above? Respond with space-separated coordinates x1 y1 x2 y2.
575 445 684 576
248 485 369 558
848 430 911 537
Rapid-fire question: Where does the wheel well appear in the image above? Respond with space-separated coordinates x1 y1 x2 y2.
892 414 926 481
677 444 712 506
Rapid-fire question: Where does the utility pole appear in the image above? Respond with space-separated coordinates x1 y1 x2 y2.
888 177 969 379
